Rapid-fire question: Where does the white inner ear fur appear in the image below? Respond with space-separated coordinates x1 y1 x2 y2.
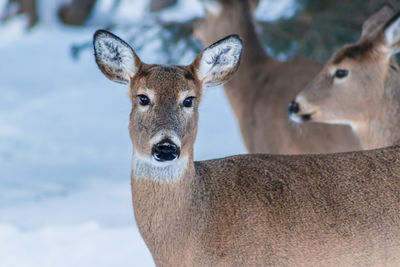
94 33 137 84
197 36 242 87
385 17 400 54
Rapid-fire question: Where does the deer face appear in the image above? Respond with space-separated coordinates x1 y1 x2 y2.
93 30 242 180
128 65 200 163
289 12 400 130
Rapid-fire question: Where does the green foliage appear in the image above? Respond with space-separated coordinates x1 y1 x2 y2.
71 0 400 64
259 0 399 61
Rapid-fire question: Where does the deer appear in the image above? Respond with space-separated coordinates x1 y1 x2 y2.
193 0 360 154
289 6 400 150
93 30 400 266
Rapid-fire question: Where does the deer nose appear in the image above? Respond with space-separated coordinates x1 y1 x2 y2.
288 101 300 114
152 139 180 162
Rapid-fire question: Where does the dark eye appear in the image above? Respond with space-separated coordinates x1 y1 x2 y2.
335 69 349 79
137 95 150 106
183 97 195 108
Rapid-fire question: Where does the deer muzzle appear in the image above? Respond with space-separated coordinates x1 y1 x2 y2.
152 139 181 162
288 98 315 123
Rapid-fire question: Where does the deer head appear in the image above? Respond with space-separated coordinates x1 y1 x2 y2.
289 11 400 135
93 30 242 180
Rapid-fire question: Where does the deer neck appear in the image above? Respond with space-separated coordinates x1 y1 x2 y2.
355 122 393 149
221 7 269 67
354 68 400 149
130 151 196 261
204 5 270 120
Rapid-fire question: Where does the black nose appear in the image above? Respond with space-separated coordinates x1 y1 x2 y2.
152 140 180 162
288 101 300 114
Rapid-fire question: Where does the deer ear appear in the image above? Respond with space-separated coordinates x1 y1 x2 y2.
193 34 243 87
203 0 222 16
383 12 400 55
93 30 141 84
361 3 394 39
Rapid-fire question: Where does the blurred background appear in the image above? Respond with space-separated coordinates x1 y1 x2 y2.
0 0 398 266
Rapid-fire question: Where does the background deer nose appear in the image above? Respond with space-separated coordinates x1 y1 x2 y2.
288 101 300 114
152 140 180 162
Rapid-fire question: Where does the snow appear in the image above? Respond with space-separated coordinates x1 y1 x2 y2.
0 222 150 267
0 0 291 266
255 0 297 21
0 15 28 44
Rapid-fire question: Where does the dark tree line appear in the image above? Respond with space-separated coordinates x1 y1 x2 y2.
1 0 175 27
260 0 400 61
2 0 400 63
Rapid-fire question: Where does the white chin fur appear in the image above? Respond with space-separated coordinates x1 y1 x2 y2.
325 119 357 131
289 114 304 124
290 114 357 132
132 151 188 182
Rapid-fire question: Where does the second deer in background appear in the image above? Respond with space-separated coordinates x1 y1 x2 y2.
193 0 360 154
290 4 400 150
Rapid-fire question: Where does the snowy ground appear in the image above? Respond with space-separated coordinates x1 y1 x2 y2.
0 0 291 266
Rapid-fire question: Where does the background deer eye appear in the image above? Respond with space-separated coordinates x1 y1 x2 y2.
335 69 349 79
137 95 150 106
183 97 195 108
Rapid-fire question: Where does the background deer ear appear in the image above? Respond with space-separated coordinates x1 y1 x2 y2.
202 0 223 16
383 12 400 55
193 34 243 87
361 3 394 39
93 30 141 84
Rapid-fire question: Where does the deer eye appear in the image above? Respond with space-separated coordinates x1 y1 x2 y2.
335 69 349 79
137 95 150 106
183 97 195 108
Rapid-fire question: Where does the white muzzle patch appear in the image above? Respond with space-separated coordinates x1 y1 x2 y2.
132 152 188 182
132 130 187 181
149 130 182 148
289 113 304 124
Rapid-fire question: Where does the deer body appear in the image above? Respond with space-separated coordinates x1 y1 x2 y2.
194 0 360 154
290 5 400 150
132 149 400 266
93 30 400 266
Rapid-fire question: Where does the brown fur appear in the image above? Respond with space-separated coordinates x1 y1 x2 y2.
293 7 400 150
94 29 400 267
128 64 201 160
193 0 360 154
332 41 376 64
125 64 400 266
133 147 400 266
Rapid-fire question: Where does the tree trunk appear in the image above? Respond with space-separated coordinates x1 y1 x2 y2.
58 0 97 26
6 0 38 27
150 0 177 12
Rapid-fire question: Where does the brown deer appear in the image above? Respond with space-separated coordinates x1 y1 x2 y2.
94 30 400 266
289 6 400 150
193 0 360 154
